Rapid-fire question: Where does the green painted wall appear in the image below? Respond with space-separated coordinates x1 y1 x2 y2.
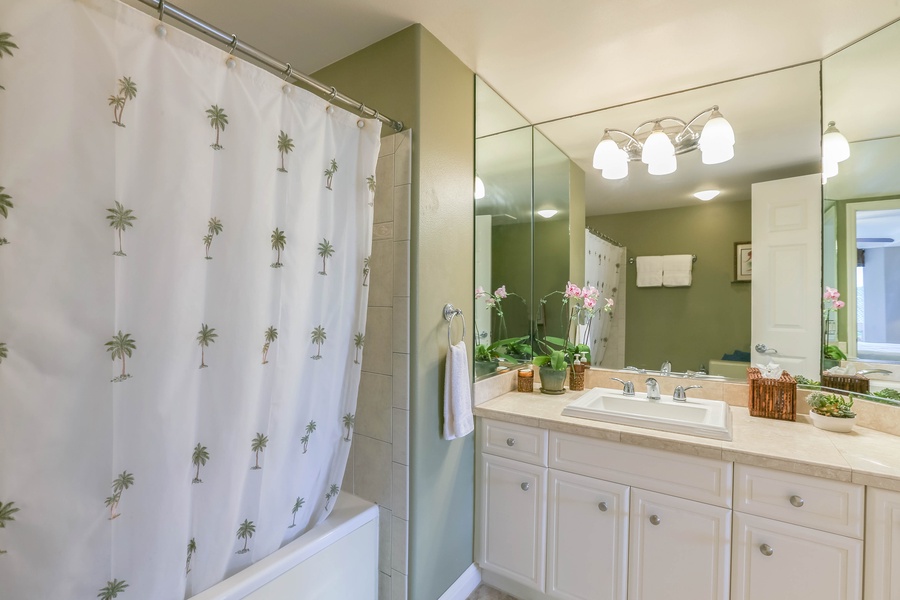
586 200 752 372
569 162 586 284
315 25 476 600
491 222 533 340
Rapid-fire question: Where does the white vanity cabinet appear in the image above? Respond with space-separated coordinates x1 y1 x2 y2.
628 488 731 600
865 487 900 599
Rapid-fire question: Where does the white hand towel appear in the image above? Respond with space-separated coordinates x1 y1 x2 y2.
443 341 474 440
635 256 663 287
662 254 693 287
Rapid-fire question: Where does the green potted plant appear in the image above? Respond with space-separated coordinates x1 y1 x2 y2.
533 349 568 394
806 392 857 432
822 287 847 369
474 284 527 377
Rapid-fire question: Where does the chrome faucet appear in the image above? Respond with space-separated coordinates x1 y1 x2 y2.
610 377 635 396
645 377 660 400
858 369 893 376
673 385 702 402
660 361 672 375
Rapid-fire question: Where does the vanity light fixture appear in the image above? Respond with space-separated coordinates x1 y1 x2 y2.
536 209 558 219
693 190 720 201
822 121 851 184
592 106 735 179
474 175 486 200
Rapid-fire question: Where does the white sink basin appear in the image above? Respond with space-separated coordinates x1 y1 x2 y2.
562 387 733 441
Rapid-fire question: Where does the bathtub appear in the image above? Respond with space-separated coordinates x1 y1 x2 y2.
190 493 379 600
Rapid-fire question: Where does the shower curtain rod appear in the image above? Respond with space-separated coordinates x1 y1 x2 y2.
137 0 404 132
587 227 624 248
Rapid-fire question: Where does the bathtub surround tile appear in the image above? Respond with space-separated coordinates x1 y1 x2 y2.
379 571 391 600
394 132 411 185
369 239 394 308
391 570 408 600
354 434 393 507
393 185 411 241
363 307 393 376
342 443 354 493
392 296 410 354
378 506 392 575
392 353 410 409
393 241 410 297
373 222 394 241
391 516 408 575
374 154 395 224
392 462 408 520
357 372 393 443
392 408 409 464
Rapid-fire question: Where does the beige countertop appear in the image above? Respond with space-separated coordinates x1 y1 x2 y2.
474 388 900 492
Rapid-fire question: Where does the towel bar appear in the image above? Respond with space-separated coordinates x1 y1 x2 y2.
628 255 697 265
443 304 466 346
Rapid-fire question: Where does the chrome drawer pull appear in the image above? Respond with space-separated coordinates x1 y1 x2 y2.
520 482 530 491
789 495 804 508
598 502 608 512
760 544 774 557
506 438 516 447
649 514 661 526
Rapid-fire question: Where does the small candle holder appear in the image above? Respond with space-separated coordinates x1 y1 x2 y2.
517 368 534 393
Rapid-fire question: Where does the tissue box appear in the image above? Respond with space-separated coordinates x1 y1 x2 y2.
747 368 797 421
821 373 869 394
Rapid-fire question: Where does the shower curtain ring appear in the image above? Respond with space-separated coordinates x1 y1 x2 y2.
373 110 380 121
328 87 337 101
157 0 166 21
358 102 367 116
227 34 238 54
282 63 293 81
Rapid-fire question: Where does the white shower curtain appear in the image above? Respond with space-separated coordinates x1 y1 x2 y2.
0 1 381 598
582 230 625 365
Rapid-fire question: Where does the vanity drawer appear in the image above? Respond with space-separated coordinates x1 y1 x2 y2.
549 431 733 508
480 419 548 466
733 464 864 538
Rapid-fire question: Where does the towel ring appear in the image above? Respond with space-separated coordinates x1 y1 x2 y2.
443 304 466 347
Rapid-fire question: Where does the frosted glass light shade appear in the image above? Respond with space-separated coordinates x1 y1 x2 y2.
642 127 674 165
602 151 629 180
700 110 735 147
823 122 850 164
537 209 558 219
474 175 485 200
648 153 677 176
701 143 734 165
593 134 620 170
823 157 839 180
693 190 720 201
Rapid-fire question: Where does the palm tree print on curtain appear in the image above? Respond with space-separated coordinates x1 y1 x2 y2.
261 326 277 364
97 579 129 599
0 186 13 246
342 413 355 441
353 333 364 364
203 217 223 260
235 519 255 555
185 538 197 575
324 158 338 190
0 342 7 364
366 175 376 206
310 326 326 360
191 443 209 484
106 201 136 256
362 255 370 286
0 501 19 555
300 420 316 454
270 228 286 268
206 105 228 150
105 331 136 383
250 433 268 470
317 239 334 275
108 77 137 127
324 484 339 510
276 131 294 173
289 497 304 528
105 471 134 520
196 324 217 369
0 33 18 91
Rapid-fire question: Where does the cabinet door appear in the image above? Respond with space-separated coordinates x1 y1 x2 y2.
629 488 731 600
547 470 629 600
478 453 547 591
732 512 862 600
865 487 900 600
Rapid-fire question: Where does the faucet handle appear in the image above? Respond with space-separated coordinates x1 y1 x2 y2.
673 384 702 402
610 377 635 396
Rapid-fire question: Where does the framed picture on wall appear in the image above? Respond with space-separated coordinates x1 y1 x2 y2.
734 242 752 282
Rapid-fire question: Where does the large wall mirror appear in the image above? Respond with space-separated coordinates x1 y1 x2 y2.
821 19 900 402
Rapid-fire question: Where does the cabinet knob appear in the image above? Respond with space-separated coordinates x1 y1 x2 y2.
789 495 804 508
759 544 774 557
506 438 516 447
649 514 661 526
520 482 530 491
598 502 608 512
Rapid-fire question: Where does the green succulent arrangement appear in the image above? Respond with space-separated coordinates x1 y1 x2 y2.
873 388 900 401
806 392 856 418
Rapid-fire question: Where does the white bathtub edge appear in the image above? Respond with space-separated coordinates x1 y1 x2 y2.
438 563 482 600
190 493 379 600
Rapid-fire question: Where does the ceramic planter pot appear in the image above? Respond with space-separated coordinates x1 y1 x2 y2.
809 410 856 433
539 366 567 394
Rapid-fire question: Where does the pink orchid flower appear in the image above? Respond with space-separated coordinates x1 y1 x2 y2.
583 285 599 299
584 296 597 309
823 287 841 301
494 285 508 299
475 286 486 299
564 281 582 298
605 297 614 308
485 297 496 307
833 300 845 310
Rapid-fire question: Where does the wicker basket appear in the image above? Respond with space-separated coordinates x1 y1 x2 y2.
747 368 797 421
821 373 870 394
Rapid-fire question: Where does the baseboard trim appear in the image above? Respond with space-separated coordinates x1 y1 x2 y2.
438 563 482 600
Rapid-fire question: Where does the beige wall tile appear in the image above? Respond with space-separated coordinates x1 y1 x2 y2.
391 570 408 600
393 240 410 297
358 372 393 443
354 434 393 507
363 307 393 375
392 297 410 353
379 571 391 600
341 443 354 493
391 516 408 575
393 353 410 409
378 506 392 576
392 408 409 464
369 239 395 308
392 462 408 520
379 133 397 158
374 154 395 224
393 185 411 241
394 132 412 185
